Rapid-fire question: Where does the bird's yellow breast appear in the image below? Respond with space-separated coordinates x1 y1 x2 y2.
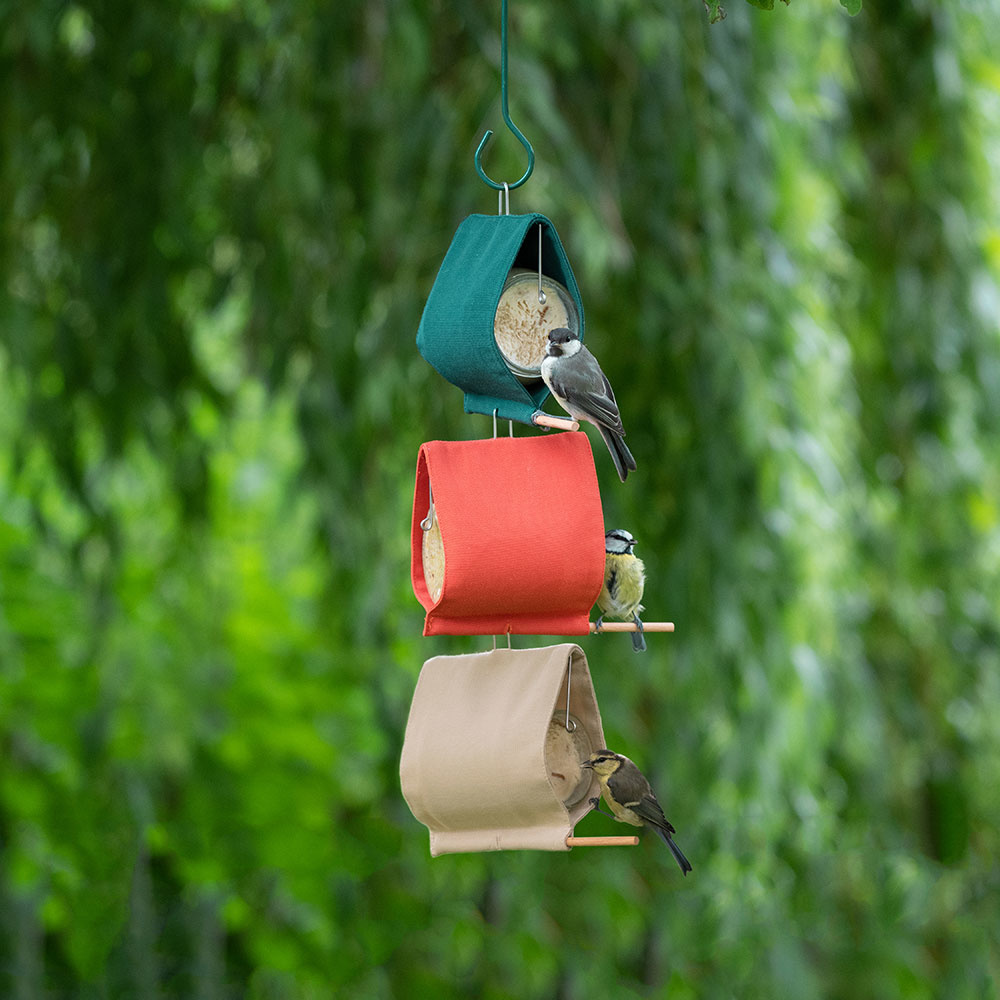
598 552 645 619
597 777 644 828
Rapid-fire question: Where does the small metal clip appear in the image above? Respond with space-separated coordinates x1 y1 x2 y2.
490 628 513 651
564 654 576 732
537 223 546 304
493 408 514 437
419 483 434 531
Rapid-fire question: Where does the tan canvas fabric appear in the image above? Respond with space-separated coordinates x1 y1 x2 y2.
399 643 607 856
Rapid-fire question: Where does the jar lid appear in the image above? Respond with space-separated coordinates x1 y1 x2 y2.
494 269 579 380
545 713 595 807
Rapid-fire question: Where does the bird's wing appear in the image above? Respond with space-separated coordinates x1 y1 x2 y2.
550 351 625 433
606 766 675 833
629 794 677 836
607 764 677 834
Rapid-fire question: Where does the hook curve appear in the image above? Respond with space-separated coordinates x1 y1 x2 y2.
474 0 535 192
475 127 534 192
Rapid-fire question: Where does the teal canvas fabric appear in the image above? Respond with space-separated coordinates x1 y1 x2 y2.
417 213 586 424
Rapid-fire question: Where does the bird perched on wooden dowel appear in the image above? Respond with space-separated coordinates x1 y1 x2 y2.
596 529 646 652
540 327 637 482
582 749 692 875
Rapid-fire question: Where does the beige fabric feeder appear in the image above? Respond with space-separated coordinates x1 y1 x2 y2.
400 644 608 856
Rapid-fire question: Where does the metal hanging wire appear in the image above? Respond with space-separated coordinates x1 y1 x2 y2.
564 653 576 733
475 0 535 193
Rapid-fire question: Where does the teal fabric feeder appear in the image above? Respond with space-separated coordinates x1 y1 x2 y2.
417 213 585 425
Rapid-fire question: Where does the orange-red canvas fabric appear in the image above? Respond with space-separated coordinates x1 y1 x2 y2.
410 432 605 635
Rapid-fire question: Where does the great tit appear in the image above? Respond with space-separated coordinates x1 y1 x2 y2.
540 328 637 482
596 528 646 652
582 749 692 875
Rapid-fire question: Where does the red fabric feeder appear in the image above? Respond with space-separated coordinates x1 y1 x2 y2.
410 433 606 636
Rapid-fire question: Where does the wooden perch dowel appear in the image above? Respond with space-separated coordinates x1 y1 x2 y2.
532 413 580 431
589 621 674 634
566 836 640 848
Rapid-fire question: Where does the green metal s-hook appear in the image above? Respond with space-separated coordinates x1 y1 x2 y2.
474 0 535 192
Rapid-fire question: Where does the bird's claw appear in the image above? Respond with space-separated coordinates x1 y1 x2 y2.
588 797 615 820
631 613 647 652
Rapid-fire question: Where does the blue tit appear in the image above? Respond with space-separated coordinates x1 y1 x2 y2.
596 528 646 652
540 327 637 482
582 749 692 875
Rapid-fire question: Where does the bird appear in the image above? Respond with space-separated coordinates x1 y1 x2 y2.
582 749 692 875
540 327 637 482
596 528 646 652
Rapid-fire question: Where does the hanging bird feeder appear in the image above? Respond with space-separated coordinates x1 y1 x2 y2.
399 0 672 858
400 643 637 855
417 212 585 426
411 433 606 635
416 0 586 427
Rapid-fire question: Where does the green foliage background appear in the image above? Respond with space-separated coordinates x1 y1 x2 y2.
3 0 1000 996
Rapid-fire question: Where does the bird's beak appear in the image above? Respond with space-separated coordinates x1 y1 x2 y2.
580 760 593 769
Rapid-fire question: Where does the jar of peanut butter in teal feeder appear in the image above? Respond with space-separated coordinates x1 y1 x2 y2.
416 213 585 426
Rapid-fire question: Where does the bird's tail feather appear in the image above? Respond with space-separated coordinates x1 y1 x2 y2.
653 825 692 875
598 426 637 483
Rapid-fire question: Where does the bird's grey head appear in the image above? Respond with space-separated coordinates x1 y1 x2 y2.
605 529 636 555
545 327 582 359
